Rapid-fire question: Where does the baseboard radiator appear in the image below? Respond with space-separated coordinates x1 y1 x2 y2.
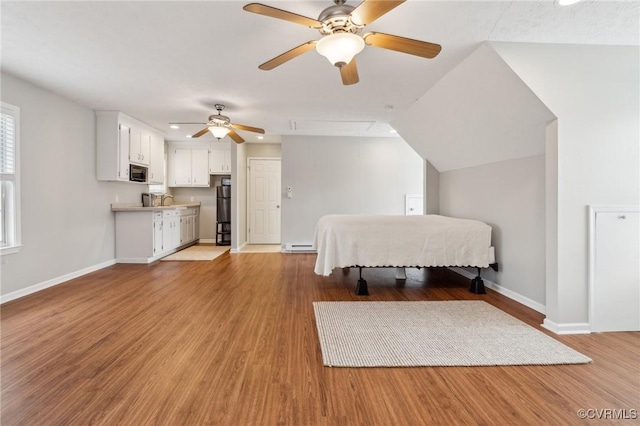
284 243 316 253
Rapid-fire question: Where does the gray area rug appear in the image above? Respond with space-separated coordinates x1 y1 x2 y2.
313 301 592 367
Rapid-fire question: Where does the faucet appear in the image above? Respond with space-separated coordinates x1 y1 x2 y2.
160 194 174 206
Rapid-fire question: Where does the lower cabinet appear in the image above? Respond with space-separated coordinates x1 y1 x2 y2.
162 209 181 251
179 207 199 245
115 207 200 263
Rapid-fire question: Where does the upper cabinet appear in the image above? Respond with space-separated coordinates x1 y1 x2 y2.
209 140 231 175
168 144 210 187
96 111 164 183
148 133 164 184
129 127 150 166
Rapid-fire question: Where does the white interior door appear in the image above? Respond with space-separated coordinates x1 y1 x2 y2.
592 209 640 332
248 159 281 244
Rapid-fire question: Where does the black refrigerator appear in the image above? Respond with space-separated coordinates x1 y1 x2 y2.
216 179 231 245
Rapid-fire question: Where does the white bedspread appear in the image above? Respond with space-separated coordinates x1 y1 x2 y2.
314 214 492 276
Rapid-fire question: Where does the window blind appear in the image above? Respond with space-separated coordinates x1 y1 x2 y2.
0 111 16 175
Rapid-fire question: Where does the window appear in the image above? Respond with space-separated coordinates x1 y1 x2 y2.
1 102 21 254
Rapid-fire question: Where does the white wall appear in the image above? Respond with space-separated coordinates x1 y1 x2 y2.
245 143 281 158
281 135 423 246
492 43 640 331
0 72 141 299
440 155 546 307
231 142 247 250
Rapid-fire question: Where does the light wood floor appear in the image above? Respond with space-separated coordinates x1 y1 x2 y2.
2 253 638 425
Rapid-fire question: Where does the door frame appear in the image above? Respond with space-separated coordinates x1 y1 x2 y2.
247 157 282 244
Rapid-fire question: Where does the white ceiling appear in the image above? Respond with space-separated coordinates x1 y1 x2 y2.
1 1 638 143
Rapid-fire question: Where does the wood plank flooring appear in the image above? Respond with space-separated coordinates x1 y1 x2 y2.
2 253 638 425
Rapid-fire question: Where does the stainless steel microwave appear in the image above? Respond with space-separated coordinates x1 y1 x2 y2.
129 164 148 182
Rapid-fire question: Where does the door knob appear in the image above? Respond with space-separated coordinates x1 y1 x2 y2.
277 205 280 208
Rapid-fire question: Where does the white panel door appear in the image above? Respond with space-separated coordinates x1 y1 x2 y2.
249 159 281 244
592 210 640 332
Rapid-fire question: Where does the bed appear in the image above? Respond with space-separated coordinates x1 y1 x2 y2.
313 214 497 295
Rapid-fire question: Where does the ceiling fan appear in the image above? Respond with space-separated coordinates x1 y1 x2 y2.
243 0 441 85
173 104 265 144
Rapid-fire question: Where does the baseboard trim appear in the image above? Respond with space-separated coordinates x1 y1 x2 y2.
198 239 216 244
230 242 247 254
541 319 591 335
448 267 546 314
1 259 116 304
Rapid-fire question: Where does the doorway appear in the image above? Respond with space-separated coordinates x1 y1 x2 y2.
247 158 281 244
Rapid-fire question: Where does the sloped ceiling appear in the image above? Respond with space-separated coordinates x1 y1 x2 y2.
392 43 556 172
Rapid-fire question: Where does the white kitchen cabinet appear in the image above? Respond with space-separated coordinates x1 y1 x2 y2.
114 206 200 263
170 148 192 186
192 148 210 186
96 111 164 182
129 127 150 166
209 141 231 174
180 216 192 245
97 111 130 182
179 207 199 245
168 145 210 187
118 123 130 181
162 210 181 251
148 133 165 184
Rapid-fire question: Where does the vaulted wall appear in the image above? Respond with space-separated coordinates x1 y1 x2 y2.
392 43 554 311
392 42 639 332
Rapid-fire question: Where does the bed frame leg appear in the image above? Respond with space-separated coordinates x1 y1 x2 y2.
469 267 486 294
355 267 369 296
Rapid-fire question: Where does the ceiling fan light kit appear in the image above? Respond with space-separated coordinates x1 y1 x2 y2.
316 32 365 67
243 0 441 85
209 125 231 139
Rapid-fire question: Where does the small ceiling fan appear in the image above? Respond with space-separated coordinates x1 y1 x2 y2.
172 104 265 144
243 0 441 85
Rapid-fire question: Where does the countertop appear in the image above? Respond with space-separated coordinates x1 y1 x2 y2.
111 202 201 212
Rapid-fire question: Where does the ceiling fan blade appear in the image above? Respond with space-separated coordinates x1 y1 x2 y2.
231 123 265 134
340 58 359 85
363 32 441 59
350 0 405 26
191 128 210 138
259 41 317 70
243 3 323 29
228 129 245 144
